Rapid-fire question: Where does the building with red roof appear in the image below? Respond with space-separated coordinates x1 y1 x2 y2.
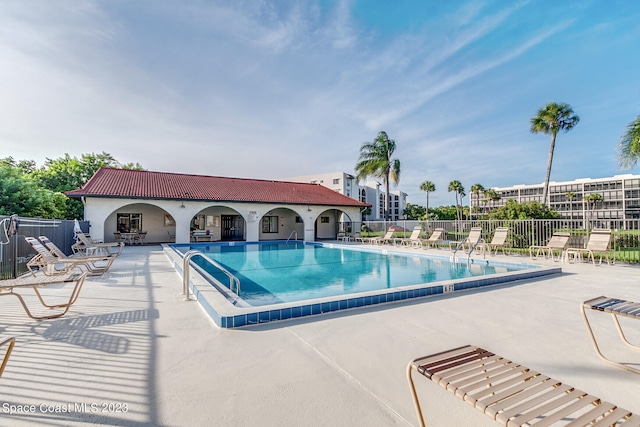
66 168 370 243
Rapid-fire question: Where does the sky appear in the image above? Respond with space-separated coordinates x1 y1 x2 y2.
1 1 639 207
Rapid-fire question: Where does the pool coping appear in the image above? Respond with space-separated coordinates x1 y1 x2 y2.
162 242 562 329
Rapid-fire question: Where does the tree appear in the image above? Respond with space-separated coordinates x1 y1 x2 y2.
447 180 465 224
530 102 580 207
617 115 640 169
583 193 603 229
419 180 435 220
29 152 145 219
0 163 65 217
566 192 576 221
355 131 401 220
403 203 426 220
489 200 559 220
484 188 500 211
470 183 485 219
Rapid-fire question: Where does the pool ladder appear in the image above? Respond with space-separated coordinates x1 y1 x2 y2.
182 250 240 301
451 238 486 264
286 231 298 243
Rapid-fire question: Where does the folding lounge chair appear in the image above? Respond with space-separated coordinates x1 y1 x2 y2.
407 345 640 427
581 296 640 374
566 229 614 266
1 337 15 379
486 227 511 256
72 232 124 256
369 228 395 245
0 270 87 320
449 227 485 254
529 231 570 261
398 226 423 248
421 228 444 249
40 236 119 273
26 237 113 276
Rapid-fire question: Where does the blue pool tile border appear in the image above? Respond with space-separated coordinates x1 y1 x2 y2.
165 242 561 329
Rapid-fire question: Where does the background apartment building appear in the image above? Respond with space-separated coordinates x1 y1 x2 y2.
472 174 640 229
284 172 408 221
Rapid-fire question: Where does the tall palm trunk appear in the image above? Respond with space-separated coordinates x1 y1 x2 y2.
385 177 391 221
542 131 557 207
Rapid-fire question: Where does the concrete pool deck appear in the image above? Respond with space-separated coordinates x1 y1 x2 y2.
0 244 639 426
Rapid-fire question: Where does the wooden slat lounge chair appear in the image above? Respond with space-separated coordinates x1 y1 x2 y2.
529 232 570 261
398 226 423 247
0 270 87 320
1 337 16 379
486 227 511 256
421 228 444 249
581 296 640 374
72 232 124 256
566 229 614 266
407 345 640 427
449 227 485 254
26 237 114 276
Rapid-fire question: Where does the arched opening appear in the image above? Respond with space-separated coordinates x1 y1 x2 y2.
259 207 304 241
315 209 352 240
191 205 246 242
104 202 175 244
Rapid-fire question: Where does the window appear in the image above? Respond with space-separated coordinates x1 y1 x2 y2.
333 178 340 185
320 216 330 223
295 216 303 223
262 216 279 233
117 213 142 233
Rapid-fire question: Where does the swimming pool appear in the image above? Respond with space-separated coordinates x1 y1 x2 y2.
165 241 560 329
185 242 528 306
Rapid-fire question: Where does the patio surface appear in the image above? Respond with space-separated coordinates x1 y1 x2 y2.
1 244 639 426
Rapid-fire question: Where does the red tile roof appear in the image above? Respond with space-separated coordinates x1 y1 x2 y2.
66 168 370 207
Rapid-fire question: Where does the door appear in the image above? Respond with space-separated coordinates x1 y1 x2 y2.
222 215 244 240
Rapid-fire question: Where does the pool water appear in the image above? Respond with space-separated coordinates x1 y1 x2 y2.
190 242 526 306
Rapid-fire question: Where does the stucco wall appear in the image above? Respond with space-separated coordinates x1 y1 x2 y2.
82 197 361 244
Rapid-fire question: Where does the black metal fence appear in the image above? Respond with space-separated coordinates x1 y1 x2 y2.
0 216 89 280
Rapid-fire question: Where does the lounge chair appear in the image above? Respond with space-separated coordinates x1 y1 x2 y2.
581 296 640 374
72 232 124 256
26 237 115 276
369 228 395 245
449 227 485 254
336 232 351 242
421 228 445 249
486 227 511 256
398 226 423 247
0 270 87 320
40 236 118 275
529 231 570 261
407 345 639 427
1 337 16 379
566 229 614 266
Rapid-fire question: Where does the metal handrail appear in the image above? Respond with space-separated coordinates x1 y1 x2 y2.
182 250 240 301
468 239 487 261
286 231 298 243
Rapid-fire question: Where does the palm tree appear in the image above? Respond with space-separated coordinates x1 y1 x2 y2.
530 102 580 207
419 180 436 220
583 193 603 230
470 183 485 219
355 131 401 221
617 115 640 169
448 180 465 225
484 188 500 211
